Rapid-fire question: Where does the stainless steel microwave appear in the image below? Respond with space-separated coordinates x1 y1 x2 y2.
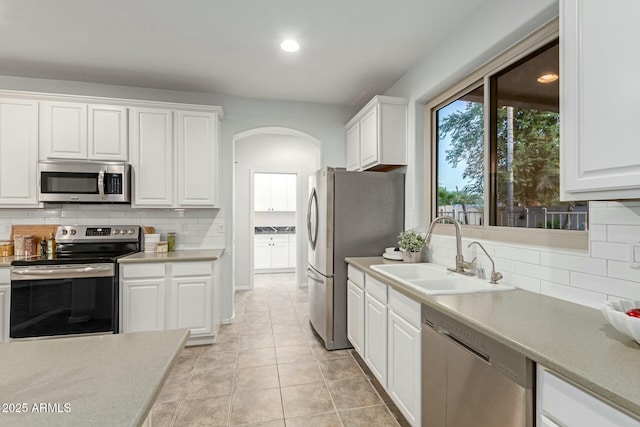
38 161 131 203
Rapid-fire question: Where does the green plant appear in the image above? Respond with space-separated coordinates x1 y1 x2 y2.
397 229 426 253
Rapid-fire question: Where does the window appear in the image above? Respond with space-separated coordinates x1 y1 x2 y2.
432 36 587 232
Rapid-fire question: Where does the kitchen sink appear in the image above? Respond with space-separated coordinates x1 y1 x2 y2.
370 263 515 295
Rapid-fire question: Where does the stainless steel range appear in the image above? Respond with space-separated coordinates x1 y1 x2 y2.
10 225 142 339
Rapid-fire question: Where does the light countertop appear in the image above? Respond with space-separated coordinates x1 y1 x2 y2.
117 249 224 264
0 250 225 268
346 256 640 419
0 328 189 427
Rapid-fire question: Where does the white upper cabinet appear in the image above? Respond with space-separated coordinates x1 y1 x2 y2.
560 0 640 200
346 122 361 171
129 107 174 207
254 173 296 211
88 105 128 161
130 106 222 209
345 95 408 172
40 101 128 161
40 101 88 160
360 106 379 168
0 98 39 206
176 111 220 207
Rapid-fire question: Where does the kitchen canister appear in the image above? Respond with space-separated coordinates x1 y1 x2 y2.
144 234 160 253
13 235 25 257
0 240 14 256
167 232 176 252
23 235 35 257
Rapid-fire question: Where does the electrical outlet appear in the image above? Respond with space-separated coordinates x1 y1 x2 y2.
217 223 225 233
180 222 188 232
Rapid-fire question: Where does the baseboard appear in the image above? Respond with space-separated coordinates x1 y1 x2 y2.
221 313 235 325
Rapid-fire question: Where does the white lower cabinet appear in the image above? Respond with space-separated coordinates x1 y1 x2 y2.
364 275 388 388
168 262 213 338
120 259 220 345
121 263 166 333
347 280 364 355
349 268 421 427
537 366 640 427
254 234 295 271
387 288 421 427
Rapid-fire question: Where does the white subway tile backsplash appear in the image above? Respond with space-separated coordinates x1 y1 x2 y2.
608 260 640 283
571 272 640 300
589 224 607 242
503 272 541 293
494 245 540 264
606 225 640 244
539 251 606 276
422 203 640 309
590 206 640 225
540 281 607 309
590 241 629 262
515 262 571 285
492 257 515 273
0 206 226 250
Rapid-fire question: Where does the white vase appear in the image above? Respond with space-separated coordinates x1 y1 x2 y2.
403 251 421 263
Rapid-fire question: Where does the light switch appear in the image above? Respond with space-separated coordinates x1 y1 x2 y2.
630 241 640 269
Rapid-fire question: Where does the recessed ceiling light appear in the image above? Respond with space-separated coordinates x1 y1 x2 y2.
280 39 300 53
537 73 559 84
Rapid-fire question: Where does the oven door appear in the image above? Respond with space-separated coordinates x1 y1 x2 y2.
10 263 117 339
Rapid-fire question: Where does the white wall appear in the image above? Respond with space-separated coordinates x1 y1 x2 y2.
0 74 355 322
385 0 559 230
234 132 320 291
384 0 640 307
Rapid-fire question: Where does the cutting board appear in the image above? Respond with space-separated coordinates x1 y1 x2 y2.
11 224 59 246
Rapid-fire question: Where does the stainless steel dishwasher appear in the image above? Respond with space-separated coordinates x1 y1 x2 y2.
421 304 534 427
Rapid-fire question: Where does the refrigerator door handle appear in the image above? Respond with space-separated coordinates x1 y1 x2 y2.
307 188 318 250
306 267 324 283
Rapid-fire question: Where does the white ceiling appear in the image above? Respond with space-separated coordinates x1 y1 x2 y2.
0 0 484 106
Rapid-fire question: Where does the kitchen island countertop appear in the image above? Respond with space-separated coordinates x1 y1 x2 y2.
346 256 640 420
118 248 224 263
0 328 189 427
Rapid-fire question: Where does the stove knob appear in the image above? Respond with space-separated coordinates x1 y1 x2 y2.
128 229 135 234
61 229 68 236
70 229 76 235
113 229 120 235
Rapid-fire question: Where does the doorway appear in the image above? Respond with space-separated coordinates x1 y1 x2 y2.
253 171 297 285
232 128 321 290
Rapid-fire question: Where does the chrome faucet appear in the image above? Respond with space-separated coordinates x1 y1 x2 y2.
425 216 474 276
467 241 503 284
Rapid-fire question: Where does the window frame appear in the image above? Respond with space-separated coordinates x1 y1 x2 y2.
424 18 588 250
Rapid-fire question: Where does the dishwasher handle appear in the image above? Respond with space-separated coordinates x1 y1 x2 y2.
440 329 490 363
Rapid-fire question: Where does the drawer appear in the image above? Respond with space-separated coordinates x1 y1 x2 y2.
388 287 421 328
172 261 212 277
537 367 640 427
348 265 364 289
365 274 387 303
121 263 165 279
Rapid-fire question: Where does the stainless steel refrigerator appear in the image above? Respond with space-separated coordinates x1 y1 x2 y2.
306 167 404 350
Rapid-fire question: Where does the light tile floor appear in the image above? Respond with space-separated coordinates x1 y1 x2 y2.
149 273 409 426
